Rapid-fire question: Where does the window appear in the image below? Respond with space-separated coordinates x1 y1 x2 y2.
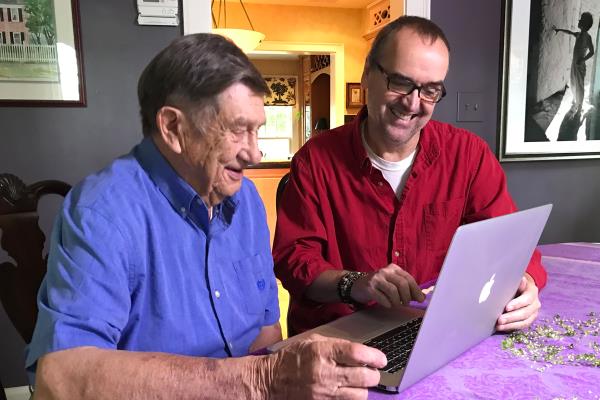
259 106 293 138
0 32 4 45
0 8 4 22
11 32 22 45
304 106 311 142
8 8 23 22
258 106 294 161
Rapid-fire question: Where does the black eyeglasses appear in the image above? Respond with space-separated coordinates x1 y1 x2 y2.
374 62 446 104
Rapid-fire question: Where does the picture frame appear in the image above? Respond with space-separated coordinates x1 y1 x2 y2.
263 75 297 106
0 0 86 107
346 82 364 108
498 0 600 161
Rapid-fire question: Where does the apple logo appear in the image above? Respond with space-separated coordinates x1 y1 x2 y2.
478 273 496 304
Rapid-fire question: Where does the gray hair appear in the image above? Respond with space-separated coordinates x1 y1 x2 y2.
137 33 269 136
366 15 450 71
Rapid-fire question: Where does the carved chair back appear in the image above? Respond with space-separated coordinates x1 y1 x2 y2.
0 174 71 345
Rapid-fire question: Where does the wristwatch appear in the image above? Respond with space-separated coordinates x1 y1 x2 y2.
337 271 367 306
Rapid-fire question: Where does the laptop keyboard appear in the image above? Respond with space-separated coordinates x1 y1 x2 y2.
363 317 423 373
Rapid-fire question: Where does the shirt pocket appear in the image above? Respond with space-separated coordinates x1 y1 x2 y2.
423 198 465 264
232 253 270 315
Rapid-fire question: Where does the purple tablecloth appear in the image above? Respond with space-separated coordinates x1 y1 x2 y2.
369 243 600 399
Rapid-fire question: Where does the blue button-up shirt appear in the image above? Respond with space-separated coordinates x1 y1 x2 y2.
26 137 279 381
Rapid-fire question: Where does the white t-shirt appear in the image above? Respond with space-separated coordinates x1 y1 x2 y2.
361 125 416 198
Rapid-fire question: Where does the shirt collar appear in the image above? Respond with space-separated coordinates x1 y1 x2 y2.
419 123 440 167
350 106 440 174
133 137 240 227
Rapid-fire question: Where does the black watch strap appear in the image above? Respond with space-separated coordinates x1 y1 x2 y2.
337 271 366 306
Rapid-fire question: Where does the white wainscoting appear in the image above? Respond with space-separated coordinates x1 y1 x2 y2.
4 386 31 400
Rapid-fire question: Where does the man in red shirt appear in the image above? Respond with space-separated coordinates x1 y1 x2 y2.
273 16 546 335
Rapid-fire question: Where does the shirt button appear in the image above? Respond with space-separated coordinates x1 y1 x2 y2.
214 290 221 298
394 250 400 257
229 342 234 349
378 181 383 186
179 207 186 215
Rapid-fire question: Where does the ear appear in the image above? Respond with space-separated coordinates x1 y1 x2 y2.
156 106 185 154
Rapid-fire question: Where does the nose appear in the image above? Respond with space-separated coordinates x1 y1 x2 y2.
241 131 263 166
399 89 421 113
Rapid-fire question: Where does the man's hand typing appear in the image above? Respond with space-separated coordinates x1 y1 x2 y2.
351 264 426 308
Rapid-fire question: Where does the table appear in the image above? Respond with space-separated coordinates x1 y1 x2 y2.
370 243 600 400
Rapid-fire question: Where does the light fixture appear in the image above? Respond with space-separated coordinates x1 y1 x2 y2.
211 0 265 53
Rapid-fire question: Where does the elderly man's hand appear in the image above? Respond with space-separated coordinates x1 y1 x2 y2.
259 334 386 399
496 273 541 331
351 263 425 308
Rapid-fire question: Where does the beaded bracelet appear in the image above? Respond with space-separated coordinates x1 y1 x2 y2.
337 271 367 306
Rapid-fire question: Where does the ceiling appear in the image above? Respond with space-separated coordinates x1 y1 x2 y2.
227 0 373 9
249 52 300 60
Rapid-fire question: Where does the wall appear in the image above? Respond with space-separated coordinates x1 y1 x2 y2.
250 58 303 156
213 3 368 115
431 0 600 244
0 0 180 387
311 73 331 133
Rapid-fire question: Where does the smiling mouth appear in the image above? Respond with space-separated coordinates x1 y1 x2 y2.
225 166 244 181
389 107 416 122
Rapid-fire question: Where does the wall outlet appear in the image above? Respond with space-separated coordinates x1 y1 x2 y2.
457 92 484 122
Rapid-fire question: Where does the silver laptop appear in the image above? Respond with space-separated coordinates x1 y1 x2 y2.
269 204 552 393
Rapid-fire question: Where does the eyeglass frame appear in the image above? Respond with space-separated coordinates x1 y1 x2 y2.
373 61 447 104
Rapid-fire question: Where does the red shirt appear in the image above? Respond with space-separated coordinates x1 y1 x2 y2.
273 108 547 334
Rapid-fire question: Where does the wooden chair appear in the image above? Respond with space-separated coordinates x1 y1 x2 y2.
274 172 295 337
275 172 290 211
0 377 6 400
0 173 70 395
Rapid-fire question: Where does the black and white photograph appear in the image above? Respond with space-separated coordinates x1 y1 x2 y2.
499 0 600 161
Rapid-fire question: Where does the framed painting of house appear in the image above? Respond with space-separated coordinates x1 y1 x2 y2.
498 0 600 161
0 0 86 106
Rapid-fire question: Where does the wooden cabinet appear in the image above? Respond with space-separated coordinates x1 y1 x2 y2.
245 167 290 246
245 166 291 337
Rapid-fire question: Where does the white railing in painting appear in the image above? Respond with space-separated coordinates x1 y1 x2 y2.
0 44 58 63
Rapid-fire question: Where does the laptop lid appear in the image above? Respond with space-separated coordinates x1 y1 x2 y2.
397 203 552 391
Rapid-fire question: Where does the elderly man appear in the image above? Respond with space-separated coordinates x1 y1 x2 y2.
26 34 386 399
273 16 547 336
